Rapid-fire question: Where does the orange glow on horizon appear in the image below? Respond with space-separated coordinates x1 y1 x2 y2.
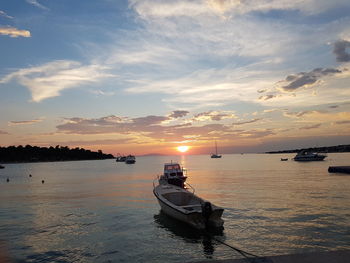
176 145 190 153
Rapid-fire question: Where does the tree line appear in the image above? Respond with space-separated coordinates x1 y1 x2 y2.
0 145 114 163
266 144 350 154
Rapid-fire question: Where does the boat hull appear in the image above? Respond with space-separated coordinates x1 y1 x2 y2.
294 156 326 161
153 184 224 230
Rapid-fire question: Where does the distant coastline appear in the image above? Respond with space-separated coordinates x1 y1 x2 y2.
266 144 350 154
0 145 115 163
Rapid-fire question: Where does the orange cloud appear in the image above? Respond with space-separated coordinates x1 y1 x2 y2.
0 26 31 38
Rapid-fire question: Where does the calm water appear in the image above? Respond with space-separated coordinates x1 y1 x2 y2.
0 153 349 262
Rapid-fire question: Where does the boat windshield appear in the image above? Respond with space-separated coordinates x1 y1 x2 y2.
165 164 181 170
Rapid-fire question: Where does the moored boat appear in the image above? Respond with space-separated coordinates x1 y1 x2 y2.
211 141 222 158
153 162 224 230
293 150 327 162
280 158 288 161
125 155 136 164
116 153 126 162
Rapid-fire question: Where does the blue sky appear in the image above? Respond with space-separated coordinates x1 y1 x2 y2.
1 0 350 155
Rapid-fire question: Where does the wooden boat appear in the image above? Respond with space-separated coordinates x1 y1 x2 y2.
153 163 224 230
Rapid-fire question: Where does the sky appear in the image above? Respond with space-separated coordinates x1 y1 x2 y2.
0 0 350 156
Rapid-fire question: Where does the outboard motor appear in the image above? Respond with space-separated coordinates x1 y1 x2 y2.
201 201 213 225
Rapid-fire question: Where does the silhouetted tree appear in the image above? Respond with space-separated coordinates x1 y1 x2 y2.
0 145 114 163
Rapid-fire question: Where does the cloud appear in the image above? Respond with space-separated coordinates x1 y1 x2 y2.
46 138 134 147
55 113 274 144
259 94 276 101
130 0 345 18
193 111 237 121
0 60 113 102
0 26 31 38
232 118 261 125
283 110 322 118
169 110 189 118
26 0 49 10
8 118 44 126
333 40 350 62
335 120 350 125
0 130 9 135
279 68 342 92
299 123 322 130
0 10 13 19
56 115 170 135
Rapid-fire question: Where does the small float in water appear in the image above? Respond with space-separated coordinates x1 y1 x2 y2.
280 158 288 161
153 162 224 230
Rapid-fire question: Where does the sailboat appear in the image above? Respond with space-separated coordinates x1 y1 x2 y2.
211 141 222 158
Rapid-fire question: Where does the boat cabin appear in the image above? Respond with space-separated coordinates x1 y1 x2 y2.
161 163 187 188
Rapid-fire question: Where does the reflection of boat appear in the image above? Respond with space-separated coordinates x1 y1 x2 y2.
115 153 126 162
154 211 222 257
293 150 327 162
280 158 288 161
125 155 136 164
211 141 222 158
153 163 224 230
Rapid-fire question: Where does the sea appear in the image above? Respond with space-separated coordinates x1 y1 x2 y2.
0 153 349 263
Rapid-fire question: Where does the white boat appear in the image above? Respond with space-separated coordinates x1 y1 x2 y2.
115 153 126 162
211 141 222 158
293 150 327 162
125 155 136 164
159 162 187 187
153 163 224 230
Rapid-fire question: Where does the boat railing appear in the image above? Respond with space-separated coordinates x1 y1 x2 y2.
153 176 159 189
185 182 195 195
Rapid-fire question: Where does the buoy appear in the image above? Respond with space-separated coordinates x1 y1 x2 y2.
42 180 45 184
6 178 9 182
29 174 32 177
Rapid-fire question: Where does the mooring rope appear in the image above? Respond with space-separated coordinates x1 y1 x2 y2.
204 230 273 263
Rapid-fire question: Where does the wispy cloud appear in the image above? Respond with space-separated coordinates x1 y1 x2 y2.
8 118 44 126
0 10 13 19
283 110 323 118
0 60 113 102
0 26 31 38
26 0 49 10
193 111 237 121
335 120 350 125
0 129 9 135
232 118 261 126
130 0 345 18
299 123 322 130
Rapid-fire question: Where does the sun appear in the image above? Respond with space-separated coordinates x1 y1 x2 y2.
177 145 189 153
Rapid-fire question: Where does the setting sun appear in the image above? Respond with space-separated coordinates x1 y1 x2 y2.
177 146 189 153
